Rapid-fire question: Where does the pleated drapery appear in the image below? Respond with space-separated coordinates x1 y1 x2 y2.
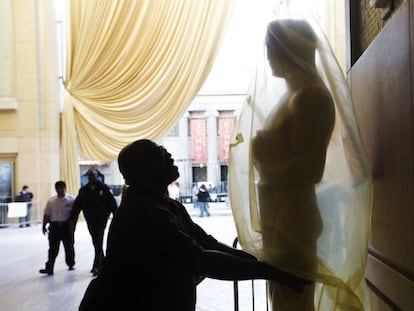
61 0 234 193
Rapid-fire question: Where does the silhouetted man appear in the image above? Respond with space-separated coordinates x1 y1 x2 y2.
78 139 309 311
71 169 117 276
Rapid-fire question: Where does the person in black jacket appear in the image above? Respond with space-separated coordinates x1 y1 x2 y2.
71 169 117 276
78 139 310 311
16 185 34 227
197 184 210 217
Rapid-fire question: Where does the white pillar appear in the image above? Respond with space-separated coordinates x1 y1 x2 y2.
178 112 191 195
206 110 219 188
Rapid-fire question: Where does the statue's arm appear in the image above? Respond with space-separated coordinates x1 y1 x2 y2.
252 86 335 183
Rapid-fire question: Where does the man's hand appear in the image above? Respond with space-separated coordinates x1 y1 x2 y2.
42 215 51 236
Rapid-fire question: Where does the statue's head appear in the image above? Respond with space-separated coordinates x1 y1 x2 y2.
265 19 317 77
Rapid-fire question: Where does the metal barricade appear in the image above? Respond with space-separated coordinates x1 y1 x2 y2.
233 237 269 311
0 201 41 227
0 202 7 225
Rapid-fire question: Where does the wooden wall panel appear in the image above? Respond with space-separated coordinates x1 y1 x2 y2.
349 1 414 308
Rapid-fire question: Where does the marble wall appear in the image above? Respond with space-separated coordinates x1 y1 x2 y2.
0 0 61 222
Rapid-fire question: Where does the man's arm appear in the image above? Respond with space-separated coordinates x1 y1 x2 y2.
209 240 257 261
104 185 118 216
192 250 310 290
70 196 82 229
190 222 255 260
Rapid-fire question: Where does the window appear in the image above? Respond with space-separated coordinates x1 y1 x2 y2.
165 123 179 137
192 166 207 183
0 155 16 204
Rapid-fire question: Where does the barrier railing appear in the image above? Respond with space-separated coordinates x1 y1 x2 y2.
233 237 269 311
0 201 42 228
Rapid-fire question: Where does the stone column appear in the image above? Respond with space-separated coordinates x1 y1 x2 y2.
0 0 17 109
205 110 219 188
178 112 191 195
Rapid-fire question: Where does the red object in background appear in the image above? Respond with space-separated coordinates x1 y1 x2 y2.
190 118 207 164
219 117 235 162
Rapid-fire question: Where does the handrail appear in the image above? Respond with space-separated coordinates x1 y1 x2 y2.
233 237 240 311
232 237 268 311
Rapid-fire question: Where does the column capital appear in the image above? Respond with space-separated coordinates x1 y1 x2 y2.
204 110 219 118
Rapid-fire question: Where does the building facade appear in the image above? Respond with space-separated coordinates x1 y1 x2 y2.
0 0 61 224
159 94 244 198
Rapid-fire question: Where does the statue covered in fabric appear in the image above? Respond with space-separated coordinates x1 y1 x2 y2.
251 19 335 310
228 14 372 311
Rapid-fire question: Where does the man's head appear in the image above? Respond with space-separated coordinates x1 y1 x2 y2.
118 139 179 192
22 185 29 192
86 169 98 185
55 181 66 197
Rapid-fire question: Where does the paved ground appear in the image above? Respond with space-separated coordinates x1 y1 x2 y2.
0 203 267 311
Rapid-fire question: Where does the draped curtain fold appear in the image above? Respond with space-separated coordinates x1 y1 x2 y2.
61 0 235 194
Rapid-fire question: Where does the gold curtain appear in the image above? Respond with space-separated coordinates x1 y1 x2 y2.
61 0 235 194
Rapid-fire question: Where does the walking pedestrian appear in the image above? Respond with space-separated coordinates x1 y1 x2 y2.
192 184 199 210
71 168 118 276
16 185 34 227
197 184 210 217
39 181 75 275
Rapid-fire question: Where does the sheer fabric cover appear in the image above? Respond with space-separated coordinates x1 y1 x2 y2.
228 12 372 310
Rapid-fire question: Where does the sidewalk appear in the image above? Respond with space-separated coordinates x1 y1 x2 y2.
0 204 267 311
